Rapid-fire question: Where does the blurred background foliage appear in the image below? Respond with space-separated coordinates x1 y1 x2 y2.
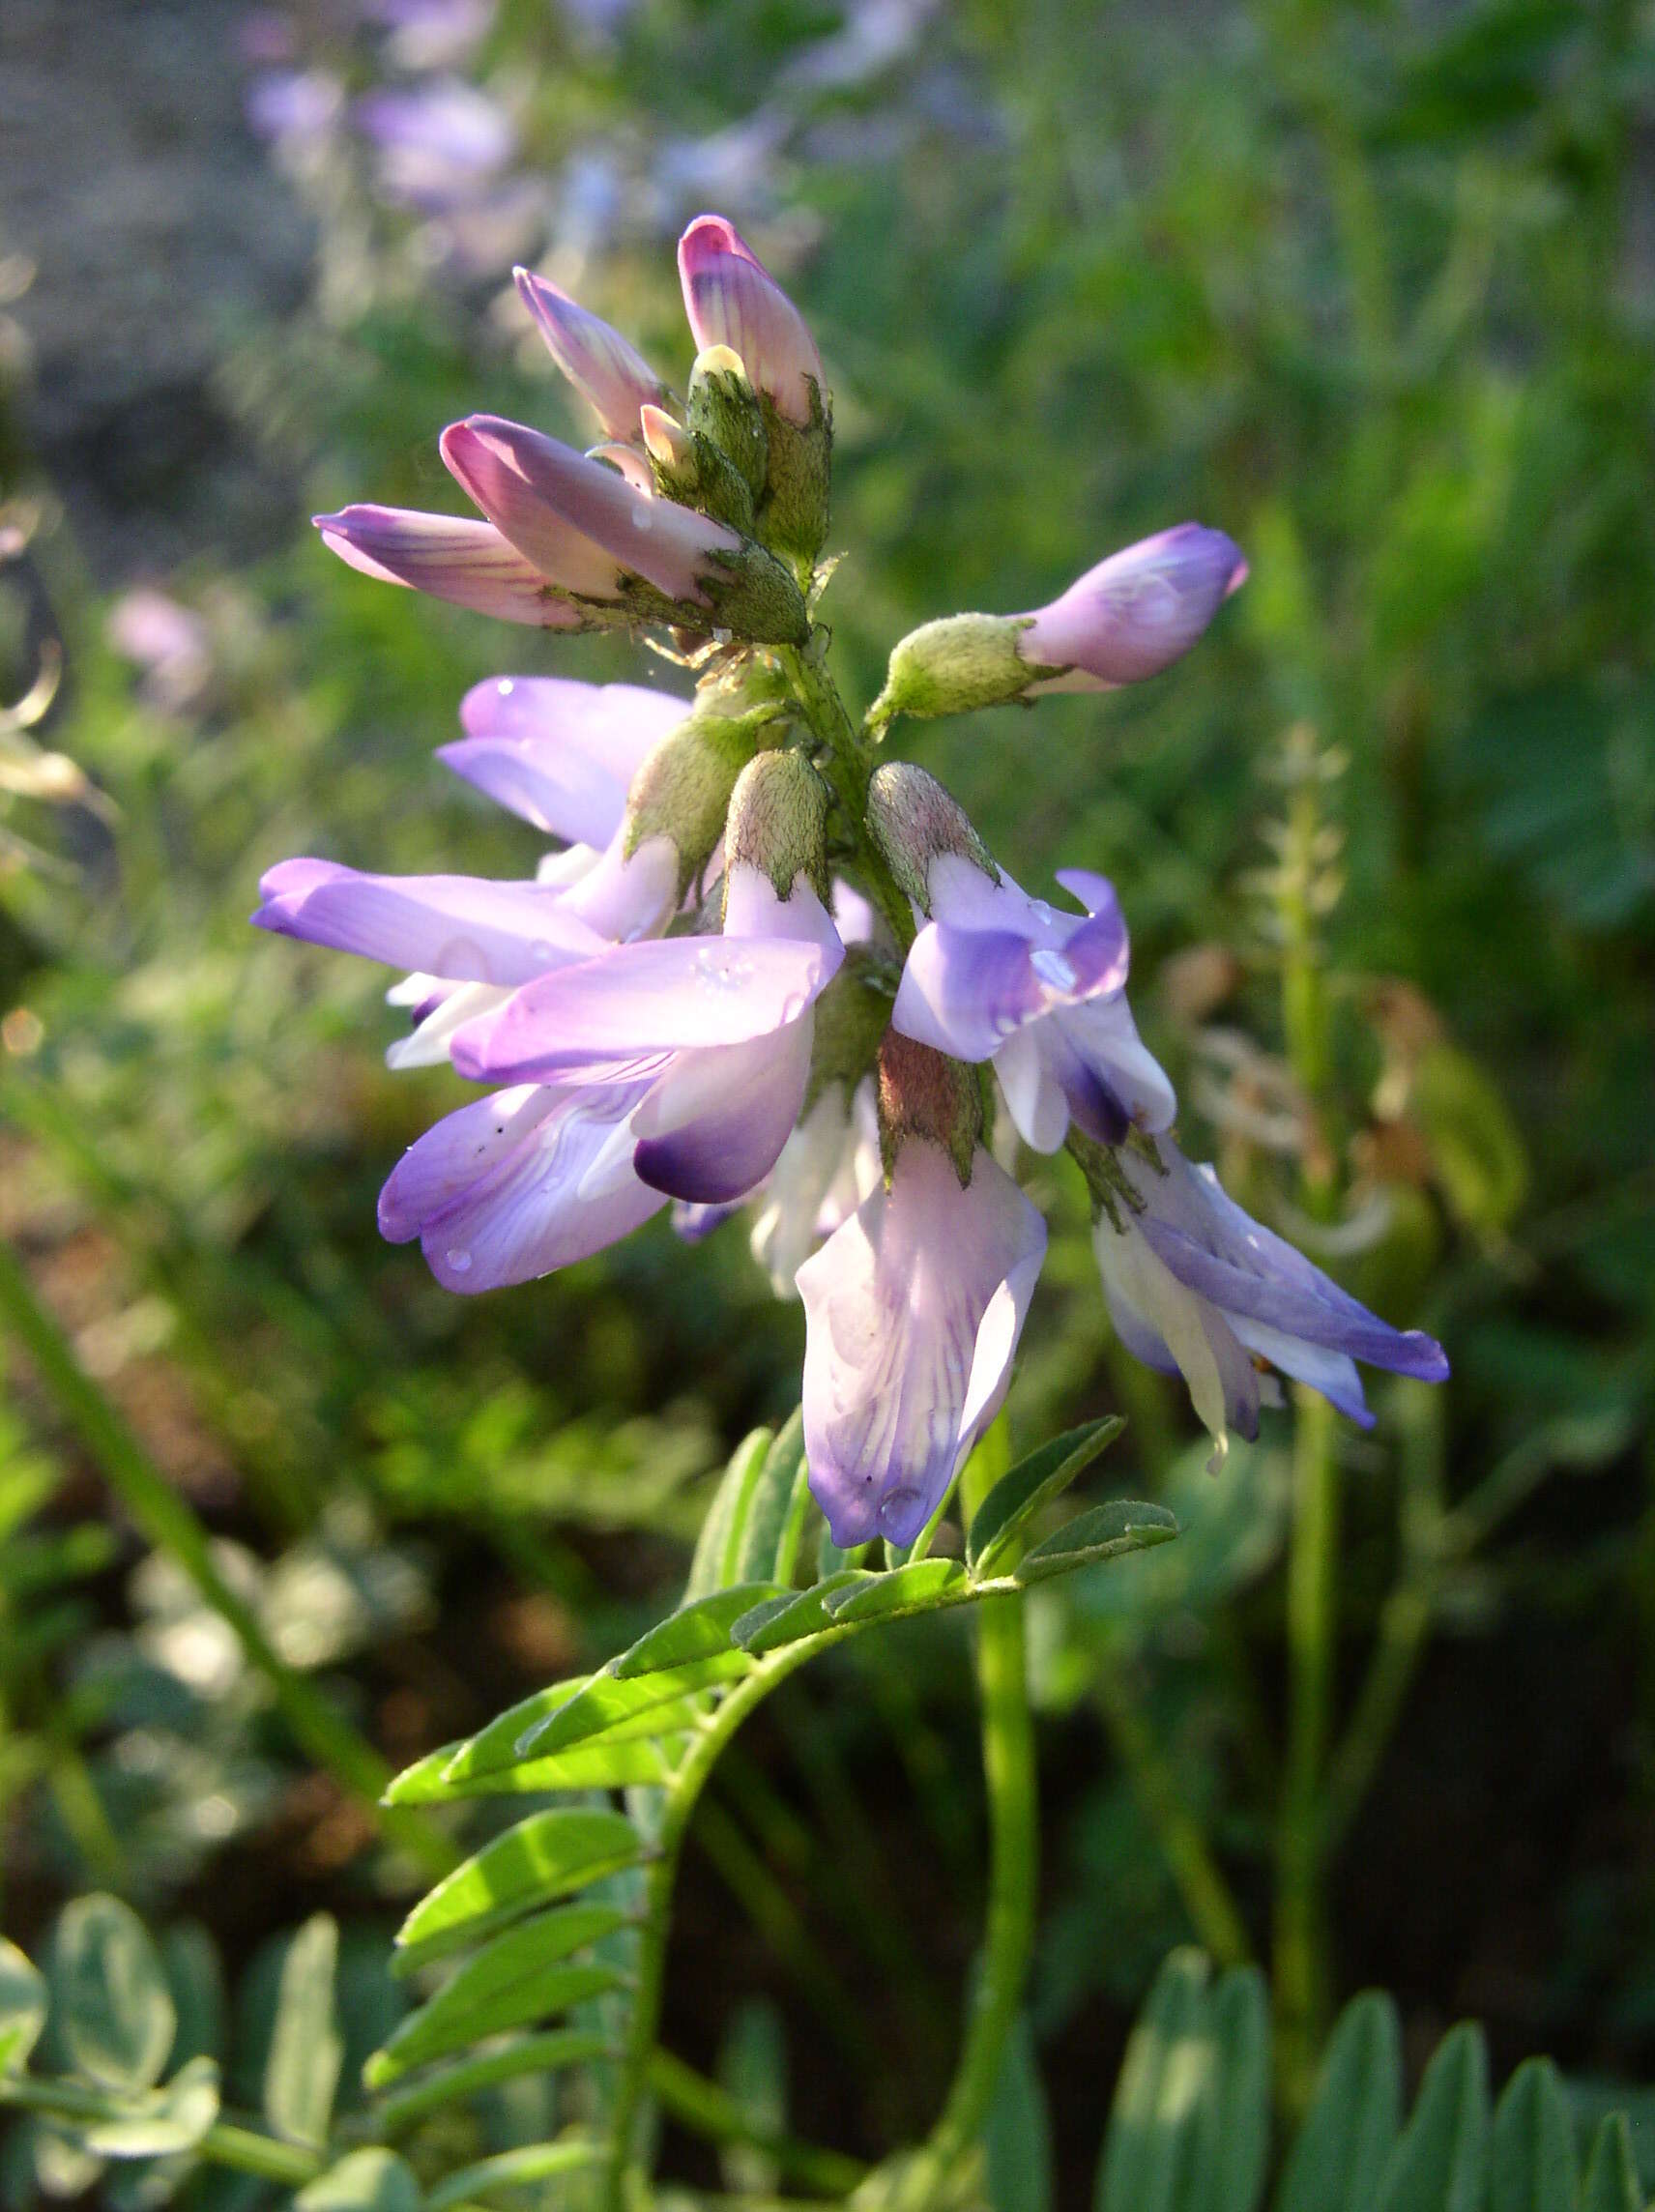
1 0 1653 2198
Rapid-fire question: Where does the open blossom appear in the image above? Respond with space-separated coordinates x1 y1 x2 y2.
450 863 844 1205
749 1077 881 1295
1018 525 1248 692
892 855 1175 1151
1094 1139 1450 1463
798 1137 1047 1547
444 674 686 847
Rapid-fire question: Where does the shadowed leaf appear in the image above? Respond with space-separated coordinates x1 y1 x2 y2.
967 1417 1126 1575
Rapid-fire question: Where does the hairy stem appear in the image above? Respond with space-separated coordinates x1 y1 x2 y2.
0 1236 456 1881
776 638 915 952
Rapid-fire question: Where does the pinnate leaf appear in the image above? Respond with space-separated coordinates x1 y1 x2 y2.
367 1905 626 2085
81 2055 221 2159
732 1411 810 1586
393 1810 643 1969
1578 2113 1642 2212
822 1558 966 1621
296 2149 423 2212
1371 2022 1488 2212
967 1417 1126 1575
612 1586 784 1676
264 1915 342 2148
1488 2057 1575 2212
1013 1500 1177 1585
0 1937 46 2075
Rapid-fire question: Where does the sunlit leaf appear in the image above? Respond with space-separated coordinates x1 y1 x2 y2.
729 1572 865 1653
386 1737 672 1804
392 1812 643 1969
0 1938 46 2076
81 2056 221 2159
516 1659 749 1759
1276 1991 1403 2212
264 1916 342 2148
295 2148 422 2212
1013 1502 1178 1586
967 1418 1126 1576
731 1411 810 1586
612 1586 785 1677
367 1905 626 2085
822 1558 966 1621
50 1896 176 2094
1371 2023 1488 2212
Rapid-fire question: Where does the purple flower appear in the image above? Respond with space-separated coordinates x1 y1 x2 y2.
1018 525 1247 692
749 1076 881 1295
892 859 1175 1150
314 507 587 629
353 78 514 214
797 1140 1047 1547
245 68 344 145
378 1079 666 1291
678 215 825 427
450 864 845 1205
443 674 687 847
513 268 669 443
1094 1138 1450 1463
439 414 741 606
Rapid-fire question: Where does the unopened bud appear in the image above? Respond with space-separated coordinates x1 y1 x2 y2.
866 613 1038 734
723 746 829 905
877 1030 982 1188
865 762 997 916
624 706 769 902
687 346 769 506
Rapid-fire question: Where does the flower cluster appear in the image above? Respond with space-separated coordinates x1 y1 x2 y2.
256 215 1447 1549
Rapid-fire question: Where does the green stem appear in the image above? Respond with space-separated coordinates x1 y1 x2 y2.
602 1640 840 2212
0 2080 323 2187
1274 1387 1340 2114
647 2051 866 2197
776 640 914 952
890 1530 1037 2207
0 1236 456 1882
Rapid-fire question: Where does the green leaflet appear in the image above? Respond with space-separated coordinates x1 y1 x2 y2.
372 2030 611 2138
1370 2023 1488 2212
1011 1500 1179 1585
1276 1991 1403 2212
1096 1948 1216 2212
516 1657 751 1759
1488 2058 1576 2212
731 1410 811 1586
730 1572 865 1653
0 1938 46 2076
611 1585 788 1677
386 1736 673 1804
392 1810 644 1970
79 2056 221 2159
296 2149 422 2212
685 1426 773 1601
1578 2114 1642 2212
424 2140 601 2212
49 1896 176 2095
984 2016 1054 2212
822 1557 967 1620
366 1905 628 2086
263 1915 342 2149
967 1417 1126 1575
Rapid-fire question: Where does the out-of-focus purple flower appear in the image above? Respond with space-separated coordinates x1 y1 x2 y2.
106 590 212 712
893 856 1175 1150
246 67 345 145
354 78 514 213
1018 526 1248 692
239 10 299 67
438 414 742 608
450 864 844 1205
678 216 824 427
514 268 668 442
443 674 686 846
1094 1138 1450 1464
798 1139 1047 1547
363 0 495 71
314 507 588 628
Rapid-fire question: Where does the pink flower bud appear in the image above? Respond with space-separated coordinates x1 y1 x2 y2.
314 506 587 627
678 215 825 428
1018 524 1247 691
513 267 669 442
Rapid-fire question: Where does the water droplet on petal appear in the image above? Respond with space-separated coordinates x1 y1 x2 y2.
993 1010 1021 1038
529 939 555 966
694 945 754 992
631 504 653 532
497 678 514 696
445 1247 473 1274
1031 946 1078 992
1031 899 1056 926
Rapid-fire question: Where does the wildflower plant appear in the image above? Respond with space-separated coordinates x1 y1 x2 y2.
1 218 1483 2212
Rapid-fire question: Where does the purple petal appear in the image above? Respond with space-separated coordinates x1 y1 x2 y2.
443 416 740 604
379 1082 665 1292
798 1142 1047 1548
1018 524 1247 690
632 1022 814 1205
892 901 1129 1064
315 507 584 627
514 267 669 441
252 859 608 982
446 675 686 843
450 931 842 1082
678 215 825 426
